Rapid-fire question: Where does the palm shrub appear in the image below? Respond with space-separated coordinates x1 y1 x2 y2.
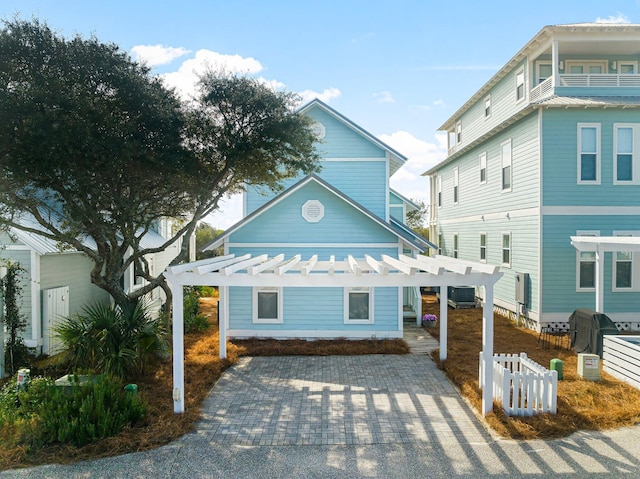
55 301 167 378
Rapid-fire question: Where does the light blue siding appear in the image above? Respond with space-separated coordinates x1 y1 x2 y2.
0 248 33 338
542 215 640 314
232 180 397 245
228 286 399 332
542 108 640 207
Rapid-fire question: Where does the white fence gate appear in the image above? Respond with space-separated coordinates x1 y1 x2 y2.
479 352 558 416
42 286 69 355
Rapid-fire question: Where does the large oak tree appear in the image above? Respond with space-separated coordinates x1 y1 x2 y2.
0 19 321 310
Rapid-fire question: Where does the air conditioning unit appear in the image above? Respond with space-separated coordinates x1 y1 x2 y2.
447 286 475 303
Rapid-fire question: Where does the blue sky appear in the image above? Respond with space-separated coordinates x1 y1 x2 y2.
3 0 640 228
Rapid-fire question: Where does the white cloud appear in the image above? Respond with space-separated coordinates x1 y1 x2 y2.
203 194 243 230
373 91 394 103
595 14 630 24
433 99 445 106
131 44 191 67
380 131 447 205
298 87 341 105
160 49 264 99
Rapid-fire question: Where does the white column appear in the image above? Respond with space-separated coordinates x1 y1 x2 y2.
552 39 559 87
219 285 228 359
172 284 185 413
439 286 448 361
416 287 422 326
482 283 494 415
595 245 604 313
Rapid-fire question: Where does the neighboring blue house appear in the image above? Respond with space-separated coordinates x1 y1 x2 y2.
202 99 433 339
425 23 640 331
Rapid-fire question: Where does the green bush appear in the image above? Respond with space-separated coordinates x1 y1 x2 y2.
55 301 168 379
0 374 146 448
182 287 210 333
38 375 146 447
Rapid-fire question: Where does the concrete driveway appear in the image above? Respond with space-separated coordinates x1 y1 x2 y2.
2 353 640 478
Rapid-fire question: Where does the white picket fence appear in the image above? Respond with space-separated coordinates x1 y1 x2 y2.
479 352 558 416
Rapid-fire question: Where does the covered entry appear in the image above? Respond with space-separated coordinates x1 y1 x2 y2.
165 253 502 415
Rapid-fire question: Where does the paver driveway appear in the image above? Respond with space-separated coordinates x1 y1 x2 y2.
182 354 491 447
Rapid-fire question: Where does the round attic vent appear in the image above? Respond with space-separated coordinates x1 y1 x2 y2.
302 200 324 223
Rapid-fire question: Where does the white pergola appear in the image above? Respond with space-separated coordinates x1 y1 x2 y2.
165 253 503 415
571 236 640 313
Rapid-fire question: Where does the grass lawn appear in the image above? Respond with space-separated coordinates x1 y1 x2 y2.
422 296 640 439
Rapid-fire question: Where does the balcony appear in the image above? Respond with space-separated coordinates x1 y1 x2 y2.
530 74 640 102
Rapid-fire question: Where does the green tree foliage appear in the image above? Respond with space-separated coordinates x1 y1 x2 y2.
195 222 223 259
0 261 29 374
55 302 167 379
0 19 321 310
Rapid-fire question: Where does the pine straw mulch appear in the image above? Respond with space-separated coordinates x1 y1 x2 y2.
1 297 408 470
423 296 640 439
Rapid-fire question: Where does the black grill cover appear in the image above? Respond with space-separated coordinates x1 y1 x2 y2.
569 308 619 357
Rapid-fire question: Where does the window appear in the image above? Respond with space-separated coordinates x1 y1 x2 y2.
484 95 491 118
537 62 552 84
501 140 512 191
566 61 607 74
453 168 459 204
516 69 525 101
456 120 462 144
437 176 442 207
253 287 283 323
345 287 373 324
479 152 487 184
576 230 598 290
502 233 511 267
438 234 444 255
453 234 459 259
619 62 637 74
614 124 639 184
480 233 487 262
578 124 600 184
613 232 638 291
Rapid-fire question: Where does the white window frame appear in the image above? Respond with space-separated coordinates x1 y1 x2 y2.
438 233 444 255
612 231 640 292
565 60 608 74
344 287 374 324
613 123 639 185
480 232 487 263
515 68 525 102
618 61 637 74
501 233 511 267
536 61 552 85
484 95 491 118
453 167 459 205
576 230 599 292
577 123 601 185
252 286 283 324
456 120 462 144
501 139 512 192
479 152 487 184
453 233 459 259
437 175 442 208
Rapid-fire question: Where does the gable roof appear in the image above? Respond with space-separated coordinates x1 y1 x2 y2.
389 188 420 212
203 174 427 253
298 99 407 176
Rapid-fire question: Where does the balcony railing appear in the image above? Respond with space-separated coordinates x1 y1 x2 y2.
530 74 640 102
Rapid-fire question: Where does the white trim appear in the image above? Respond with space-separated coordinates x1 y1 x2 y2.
479 232 487 263
575 230 599 292
453 233 459 259
484 95 491 119
577 123 601 185
438 207 539 225
613 123 639 185
225 242 402 249
321 158 387 162
515 67 526 103
500 139 512 192
456 120 462 145
537 107 543 316
301 199 324 223
437 175 442 208
543 206 640 215
536 61 552 85
344 286 374 324
479 152 487 185
226 329 402 339
565 60 608 74
618 61 638 74
252 286 283 323
30 249 41 345
1 245 32 250
453 167 459 205
501 232 511 268
611 231 640 292
385 157 390 222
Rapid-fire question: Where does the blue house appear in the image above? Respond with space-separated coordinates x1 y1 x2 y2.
425 23 640 331
201 99 433 339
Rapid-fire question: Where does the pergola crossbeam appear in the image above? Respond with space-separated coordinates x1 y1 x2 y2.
365 254 389 275
381 254 415 275
247 254 285 275
221 254 268 276
301 254 318 276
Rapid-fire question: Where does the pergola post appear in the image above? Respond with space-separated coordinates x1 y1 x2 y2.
219 286 228 359
481 282 494 415
439 285 448 361
595 245 604 313
172 284 185 413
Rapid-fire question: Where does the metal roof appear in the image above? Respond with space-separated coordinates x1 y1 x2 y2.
534 96 640 107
